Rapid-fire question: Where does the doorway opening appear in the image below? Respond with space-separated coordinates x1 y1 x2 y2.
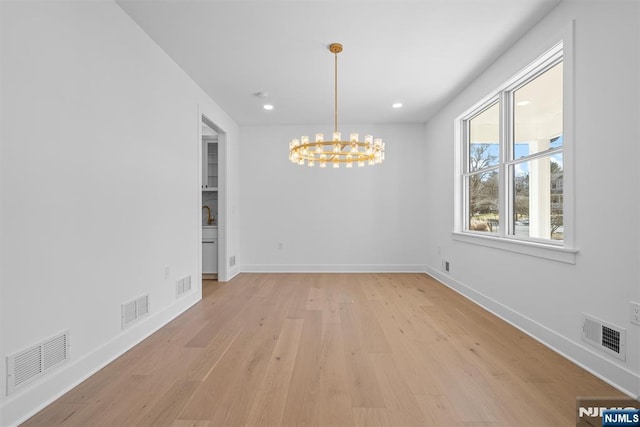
200 115 225 285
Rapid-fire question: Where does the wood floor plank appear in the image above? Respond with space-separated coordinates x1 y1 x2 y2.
320 277 343 324
281 309 323 426
342 288 391 354
244 318 304 427
339 302 387 408
286 274 313 319
22 273 629 426
367 298 445 396
317 325 354 426
370 353 428 426
171 421 210 427
414 393 465 426
352 407 394 427
133 380 200 427
306 285 324 311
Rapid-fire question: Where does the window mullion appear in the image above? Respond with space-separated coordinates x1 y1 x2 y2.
499 91 510 238
506 146 563 165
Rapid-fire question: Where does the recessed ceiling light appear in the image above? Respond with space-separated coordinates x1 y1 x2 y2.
517 100 531 106
392 103 403 109
263 104 274 110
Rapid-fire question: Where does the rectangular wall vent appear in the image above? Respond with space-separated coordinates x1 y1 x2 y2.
6 331 70 395
176 275 192 298
581 314 626 361
121 294 150 329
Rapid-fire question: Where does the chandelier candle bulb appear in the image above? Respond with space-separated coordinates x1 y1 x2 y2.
315 133 324 142
350 133 359 142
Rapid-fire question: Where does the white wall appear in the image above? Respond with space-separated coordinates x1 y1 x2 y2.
424 0 639 397
0 1 239 424
240 124 428 272
219 116 242 281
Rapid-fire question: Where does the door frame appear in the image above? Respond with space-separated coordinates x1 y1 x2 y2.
199 110 227 282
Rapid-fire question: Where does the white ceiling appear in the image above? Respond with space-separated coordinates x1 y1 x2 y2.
116 0 560 126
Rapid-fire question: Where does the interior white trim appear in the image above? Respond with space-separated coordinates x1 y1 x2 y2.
425 266 640 400
225 265 241 282
240 264 428 273
452 231 578 264
453 22 576 255
200 108 228 281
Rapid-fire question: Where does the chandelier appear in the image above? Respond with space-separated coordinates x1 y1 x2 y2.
289 43 385 168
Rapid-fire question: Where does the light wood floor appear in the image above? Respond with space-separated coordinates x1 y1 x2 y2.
24 273 625 426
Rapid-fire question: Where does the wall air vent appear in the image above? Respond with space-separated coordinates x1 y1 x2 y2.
6 331 70 395
581 314 626 361
121 294 150 329
176 275 192 298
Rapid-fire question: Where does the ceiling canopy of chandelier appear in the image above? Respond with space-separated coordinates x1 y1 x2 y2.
289 43 385 169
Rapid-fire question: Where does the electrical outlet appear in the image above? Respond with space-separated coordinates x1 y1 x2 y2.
631 302 640 326
164 266 171 280
277 242 284 250
442 259 450 273
229 255 236 267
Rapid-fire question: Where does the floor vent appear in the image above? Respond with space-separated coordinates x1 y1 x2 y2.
6 331 70 395
122 294 150 329
581 314 626 361
176 275 192 298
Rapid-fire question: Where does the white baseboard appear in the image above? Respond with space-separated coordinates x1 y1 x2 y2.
425 265 640 400
240 264 428 273
224 265 241 281
1 293 201 427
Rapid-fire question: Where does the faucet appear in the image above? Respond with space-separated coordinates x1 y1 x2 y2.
202 206 214 225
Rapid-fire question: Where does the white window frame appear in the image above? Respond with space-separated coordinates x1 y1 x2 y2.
453 32 577 264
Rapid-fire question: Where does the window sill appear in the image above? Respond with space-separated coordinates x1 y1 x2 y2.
451 231 578 264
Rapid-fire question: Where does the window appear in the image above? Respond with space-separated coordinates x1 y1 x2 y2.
455 42 575 261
